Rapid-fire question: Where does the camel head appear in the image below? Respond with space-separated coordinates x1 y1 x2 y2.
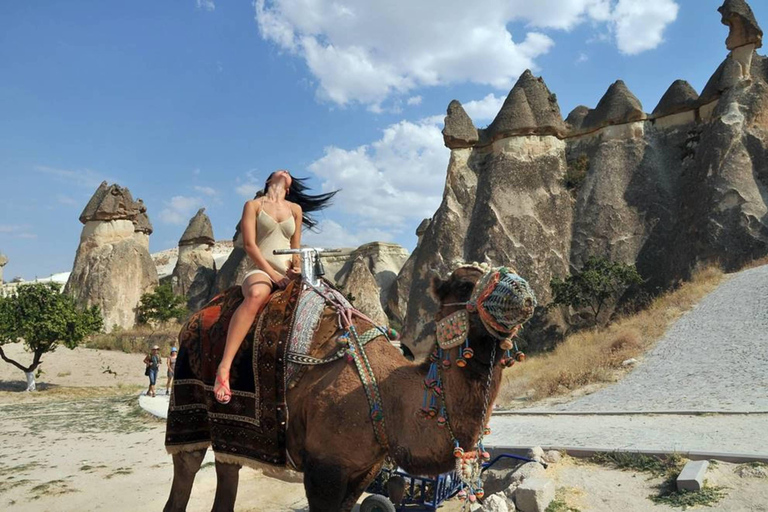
431 263 537 373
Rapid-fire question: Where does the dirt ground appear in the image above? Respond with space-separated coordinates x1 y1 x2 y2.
1 342 767 511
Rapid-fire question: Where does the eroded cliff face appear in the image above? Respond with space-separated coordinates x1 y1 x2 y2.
397 1 768 356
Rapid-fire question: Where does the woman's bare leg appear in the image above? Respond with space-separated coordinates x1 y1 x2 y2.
214 273 272 402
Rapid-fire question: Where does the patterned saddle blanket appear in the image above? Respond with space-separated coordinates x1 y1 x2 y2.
165 278 369 467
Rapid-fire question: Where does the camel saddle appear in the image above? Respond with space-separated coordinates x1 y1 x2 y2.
165 278 377 467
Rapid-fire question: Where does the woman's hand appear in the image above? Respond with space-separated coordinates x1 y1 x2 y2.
286 266 301 280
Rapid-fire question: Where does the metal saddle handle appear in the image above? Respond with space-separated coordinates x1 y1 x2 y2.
273 247 343 287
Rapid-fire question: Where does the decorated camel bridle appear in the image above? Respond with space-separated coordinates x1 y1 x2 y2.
425 265 537 504
304 264 536 506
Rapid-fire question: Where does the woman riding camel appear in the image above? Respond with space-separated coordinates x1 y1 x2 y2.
214 169 337 404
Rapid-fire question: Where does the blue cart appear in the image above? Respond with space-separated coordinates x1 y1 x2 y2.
361 454 544 512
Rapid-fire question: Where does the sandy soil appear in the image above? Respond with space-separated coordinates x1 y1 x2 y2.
1 343 767 511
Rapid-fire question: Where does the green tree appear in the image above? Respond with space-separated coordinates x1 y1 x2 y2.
136 283 187 326
0 282 102 390
550 257 644 326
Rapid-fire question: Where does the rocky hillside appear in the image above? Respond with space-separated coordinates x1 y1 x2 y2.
396 0 768 355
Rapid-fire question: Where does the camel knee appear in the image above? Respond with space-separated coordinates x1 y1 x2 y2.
211 461 241 512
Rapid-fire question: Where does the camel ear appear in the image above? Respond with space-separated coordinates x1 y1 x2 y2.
429 272 449 302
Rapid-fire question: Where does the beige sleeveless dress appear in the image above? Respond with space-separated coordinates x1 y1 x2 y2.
242 209 296 285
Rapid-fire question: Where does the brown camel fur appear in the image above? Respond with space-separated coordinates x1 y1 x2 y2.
164 266 513 512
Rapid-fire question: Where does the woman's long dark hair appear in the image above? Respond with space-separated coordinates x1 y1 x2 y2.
262 170 338 230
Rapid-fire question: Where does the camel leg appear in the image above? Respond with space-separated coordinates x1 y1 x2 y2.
339 462 384 512
163 449 206 512
303 456 348 512
210 460 241 512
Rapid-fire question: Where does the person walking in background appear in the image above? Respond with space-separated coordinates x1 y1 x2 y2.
166 346 177 395
143 345 162 397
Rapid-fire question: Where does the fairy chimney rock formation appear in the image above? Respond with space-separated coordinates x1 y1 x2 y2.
172 208 216 312
395 0 768 356
485 70 566 140
565 105 590 131
340 256 388 327
582 80 646 130
0 252 7 283
443 100 479 148
65 182 158 331
653 80 700 117
133 199 153 248
719 0 763 50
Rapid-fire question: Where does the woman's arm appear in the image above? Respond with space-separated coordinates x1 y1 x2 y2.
241 200 283 282
289 204 303 270
144 355 150 365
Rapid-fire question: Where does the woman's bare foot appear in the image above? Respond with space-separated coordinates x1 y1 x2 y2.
213 366 232 404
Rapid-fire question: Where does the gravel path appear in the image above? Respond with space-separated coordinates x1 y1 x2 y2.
487 265 768 455
528 264 768 413
487 413 768 455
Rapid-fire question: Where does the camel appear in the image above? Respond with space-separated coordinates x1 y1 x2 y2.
164 264 536 512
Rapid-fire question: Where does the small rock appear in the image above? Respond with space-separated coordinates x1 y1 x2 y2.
527 446 545 462
514 478 555 512
622 358 638 367
542 450 562 464
470 503 484 512
483 468 517 496
482 492 510 512
736 464 768 479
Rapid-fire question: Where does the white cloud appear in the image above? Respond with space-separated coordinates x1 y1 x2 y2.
308 118 448 234
0 224 36 239
196 0 215 12
235 170 263 198
407 96 423 106
462 93 505 123
34 165 112 189
613 0 679 55
159 196 205 225
302 220 398 249
193 185 218 196
254 0 678 108
576 52 589 64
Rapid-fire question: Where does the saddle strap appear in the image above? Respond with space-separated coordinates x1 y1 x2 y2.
285 327 387 366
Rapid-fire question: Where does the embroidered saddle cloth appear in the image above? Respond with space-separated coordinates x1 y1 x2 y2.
165 279 302 466
165 279 361 467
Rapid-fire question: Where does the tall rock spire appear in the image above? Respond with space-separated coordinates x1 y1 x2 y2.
442 100 479 148
486 70 566 140
653 80 699 116
582 80 645 130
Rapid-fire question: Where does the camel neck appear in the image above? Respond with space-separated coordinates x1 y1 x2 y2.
380 349 503 476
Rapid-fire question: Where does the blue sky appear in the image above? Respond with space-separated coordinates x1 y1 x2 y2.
1 0 765 280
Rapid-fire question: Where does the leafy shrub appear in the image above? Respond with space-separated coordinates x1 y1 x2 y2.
550 257 644 326
136 284 187 326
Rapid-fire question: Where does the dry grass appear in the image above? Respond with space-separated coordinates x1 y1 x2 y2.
86 323 181 354
497 265 725 407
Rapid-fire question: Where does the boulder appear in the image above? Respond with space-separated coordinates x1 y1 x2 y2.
653 80 700 116
172 209 216 312
482 492 511 512
486 70 567 140
719 0 762 50
443 100 479 148
65 183 158 331
514 478 555 512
